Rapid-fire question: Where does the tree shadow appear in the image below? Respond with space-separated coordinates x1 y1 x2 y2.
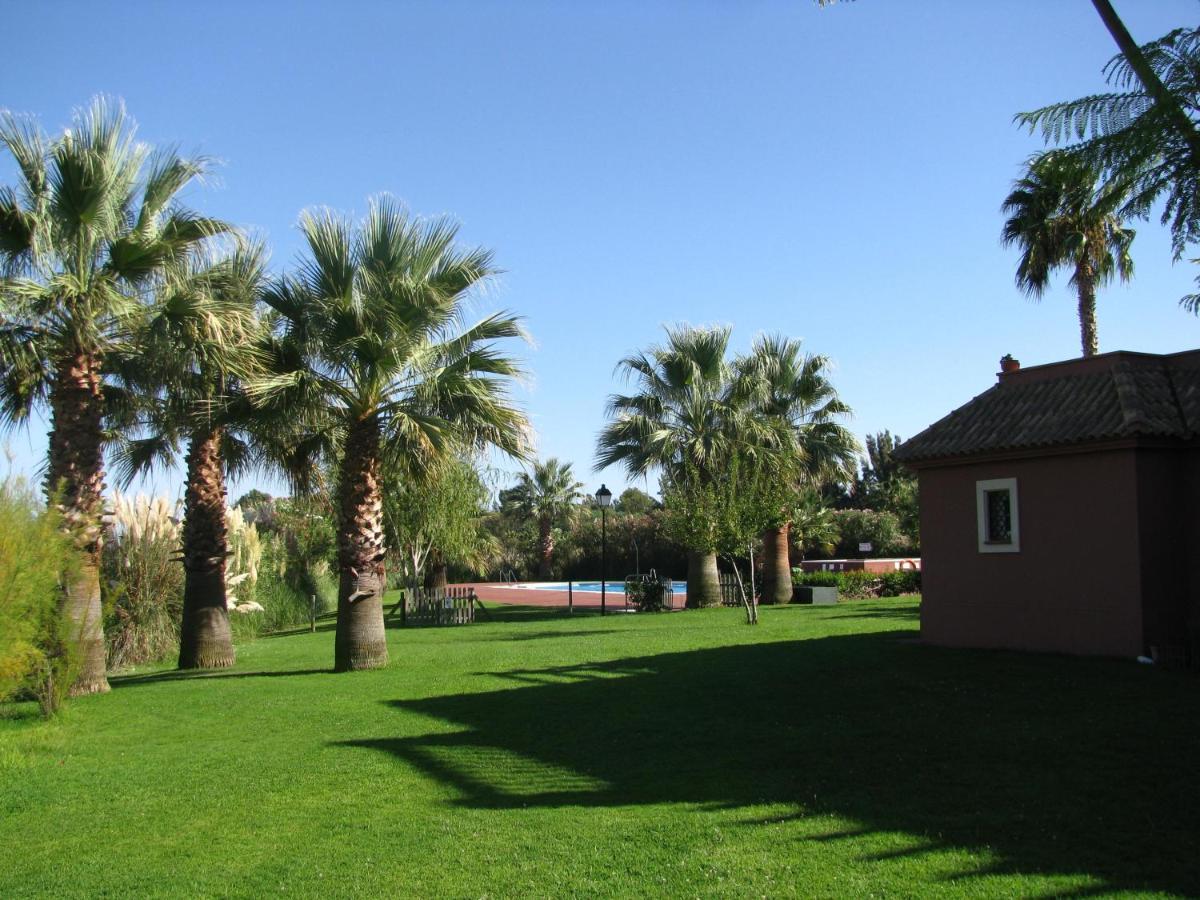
264 621 337 638
452 629 627 644
817 605 922 621
335 629 1200 895
110 667 331 688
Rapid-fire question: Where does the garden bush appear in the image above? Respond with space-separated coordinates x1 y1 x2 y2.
624 578 671 612
791 569 838 588
0 478 77 715
831 570 880 599
878 569 921 597
238 528 336 638
792 567 920 600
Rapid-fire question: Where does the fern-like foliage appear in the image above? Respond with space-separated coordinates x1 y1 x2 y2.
1016 26 1200 312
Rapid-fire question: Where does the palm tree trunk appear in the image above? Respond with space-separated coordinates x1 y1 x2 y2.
334 415 388 672
178 426 235 669
1076 259 1099 357
46 350 109 695
686 550 721 609
760 524 794 605
537 518 554 579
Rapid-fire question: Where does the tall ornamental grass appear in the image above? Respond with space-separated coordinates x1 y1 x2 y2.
103 493 184 671
104 494 267 668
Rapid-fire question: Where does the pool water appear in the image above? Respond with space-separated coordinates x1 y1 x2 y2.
517 580 688 594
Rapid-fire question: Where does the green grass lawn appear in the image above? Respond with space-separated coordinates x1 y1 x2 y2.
2 597 1198 898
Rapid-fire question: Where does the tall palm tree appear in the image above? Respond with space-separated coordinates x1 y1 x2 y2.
0 98 227 693
1001 151 1136 357
503 458 583 578
255 197 529 671
734 335 857 605
111 242 267 669
596 325 747 608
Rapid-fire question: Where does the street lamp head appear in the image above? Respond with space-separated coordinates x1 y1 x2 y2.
596 484 613 508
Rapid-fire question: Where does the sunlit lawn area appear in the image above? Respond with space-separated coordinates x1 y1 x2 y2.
2 597 1197 898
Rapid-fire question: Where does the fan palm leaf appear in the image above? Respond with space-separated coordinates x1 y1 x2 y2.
256 196 529 671
1001 151 1136 357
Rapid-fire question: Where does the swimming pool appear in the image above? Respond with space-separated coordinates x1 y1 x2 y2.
514 580 687 594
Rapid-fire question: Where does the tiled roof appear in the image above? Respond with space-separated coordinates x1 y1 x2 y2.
894 351 1200 464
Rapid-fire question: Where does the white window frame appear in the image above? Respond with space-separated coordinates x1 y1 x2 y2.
976 477 1019 553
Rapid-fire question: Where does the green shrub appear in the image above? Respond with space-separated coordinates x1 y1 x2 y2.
625 578 670 612
0 478 77 716
833 571 880 599
235 507 336 639
792 569 838 588
791 568 916 600
230 552 336 643
878 569 921 597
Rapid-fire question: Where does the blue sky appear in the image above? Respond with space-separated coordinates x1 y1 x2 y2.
2 0 1197 500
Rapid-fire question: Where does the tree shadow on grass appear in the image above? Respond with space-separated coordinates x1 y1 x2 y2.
110 667 331 688
477 605 593 623
335 628 1200 895
380 605 612 630
818 605 922 621
449 629 628 644
265 621 337 638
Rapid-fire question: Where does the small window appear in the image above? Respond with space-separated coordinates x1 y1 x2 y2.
976 478 1019 553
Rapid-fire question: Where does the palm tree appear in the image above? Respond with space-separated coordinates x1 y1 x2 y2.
503 458 583 578
1001 151 1135 358
596 325 748 608
111 242 267 669
255 197 529 671
1017 24 1200 312
0 98 227 693
734 336 857 605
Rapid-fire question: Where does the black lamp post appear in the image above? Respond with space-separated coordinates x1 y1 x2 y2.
596 484 612 615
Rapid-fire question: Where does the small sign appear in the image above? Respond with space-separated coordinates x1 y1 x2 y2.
443 598 454 609
858 542 873 553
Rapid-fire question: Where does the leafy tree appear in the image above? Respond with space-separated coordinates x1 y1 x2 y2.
0 98 227 693
558 509 686 583
0 478 76 716
831 508 912 559
615 486 657 515
235 489 274 513
597 325 764 608
254 197 529 671
734 335 857 604
861 431 904 486
662 456 776 624
111 242 267 669
1017 23 1200 311
1001 152 1135 356
479 507 534 581
501 458 583 578
262 494 337 625
384 456 492 589
851 430 919 548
